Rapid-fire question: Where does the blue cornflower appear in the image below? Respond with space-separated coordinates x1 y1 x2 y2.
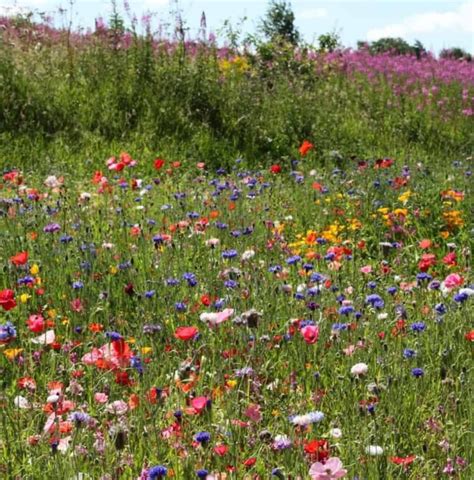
365 294 385 309
286 255 301 265
224 280 238 289
196 470 208 479
194 431 211 444
403 348 417 359
338 305 354 316
222 249 238 259
148 465 168 479
412 368 424 377
105 331 122 341
145 290 155 298
435 303 447 315
387 286 397 295
310 272 325 283
72 281 84 289
175 302 187 312
411 322 426 332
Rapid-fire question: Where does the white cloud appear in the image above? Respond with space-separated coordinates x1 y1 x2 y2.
367 1 474 40
297 7 328 20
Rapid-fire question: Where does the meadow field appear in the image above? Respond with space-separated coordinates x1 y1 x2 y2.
0 11 473 480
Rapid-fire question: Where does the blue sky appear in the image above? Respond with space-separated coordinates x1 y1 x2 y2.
1 0 473 53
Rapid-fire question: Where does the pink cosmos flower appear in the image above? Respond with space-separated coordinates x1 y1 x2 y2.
360 265 372 274
309 456 347 479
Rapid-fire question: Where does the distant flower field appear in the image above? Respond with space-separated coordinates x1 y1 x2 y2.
0 144 472 479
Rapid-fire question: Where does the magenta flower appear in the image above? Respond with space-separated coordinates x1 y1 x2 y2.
309 457 347 479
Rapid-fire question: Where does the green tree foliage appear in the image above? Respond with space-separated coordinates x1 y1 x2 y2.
259 0 300 45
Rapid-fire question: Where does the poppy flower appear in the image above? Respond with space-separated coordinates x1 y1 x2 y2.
0 289 16 311
301 325 319 344
270 164 282 174
304 439 330 462
174 326 199 341
390 455 416 466
27 314 46 333
10 251 28 266
309 457 347 479
213 444 228 456
154 158 165 170
299 140 314 156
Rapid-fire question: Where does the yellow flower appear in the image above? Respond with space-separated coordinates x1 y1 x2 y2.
109 265 118 275
141 347 152 355
398 190 412 204
30 263 40 275
227 379 237 388
47 309 57 319
127 337 136 344
4 348 23 360
20 293 31 304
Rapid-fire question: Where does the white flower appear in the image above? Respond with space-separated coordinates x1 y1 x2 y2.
14 395 31 409
351 362 368 377
44 175 63 188
365 445 384 456
47 394 60 404
329 428 342 439
241 249 255 261
377 313 388 320
79 192 91 201
205 238 220 247
459 288 474 297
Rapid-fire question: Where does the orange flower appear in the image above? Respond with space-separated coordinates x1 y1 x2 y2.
299 140 314 156
10 251 29 265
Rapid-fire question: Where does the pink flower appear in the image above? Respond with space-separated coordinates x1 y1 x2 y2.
443 273 463 290
360 265 372 274
301 325 319 344
244 404 262 422
309 456 347 479
94 392 109 404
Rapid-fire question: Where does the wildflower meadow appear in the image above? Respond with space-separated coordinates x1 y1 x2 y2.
0 4 473 480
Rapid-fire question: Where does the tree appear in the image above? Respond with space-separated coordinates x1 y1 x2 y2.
440 47 472 62
318 31 341 53
259 0 300 45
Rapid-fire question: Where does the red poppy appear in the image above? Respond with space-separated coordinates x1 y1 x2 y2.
389 455 416 466
443 252 457 266
154 158 165 170
18 376 36 390
27 314 46 333
10 251 28 266
418 253 436 272
465 330 474 342
243 457 257 467
375 158 394 169
92 171 104 184
299 140 314 156
189 396 209 414
0 289 16 311
270 164 282 174
214 444 228 456
174 326 199 341
304 439 330 462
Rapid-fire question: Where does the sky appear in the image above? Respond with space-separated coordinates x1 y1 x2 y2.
1 0 473 53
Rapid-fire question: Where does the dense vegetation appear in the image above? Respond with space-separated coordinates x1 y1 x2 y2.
0 9 472 174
